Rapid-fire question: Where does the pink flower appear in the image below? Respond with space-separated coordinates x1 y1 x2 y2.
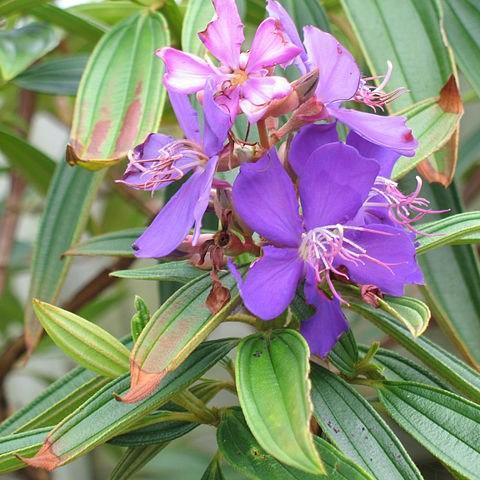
157 0 302 123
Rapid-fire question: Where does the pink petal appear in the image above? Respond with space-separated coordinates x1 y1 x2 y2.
303 26 360 105
246 18 303 72
198 0 244 69
157 47 214 93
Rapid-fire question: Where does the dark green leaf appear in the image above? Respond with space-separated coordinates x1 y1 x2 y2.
110 443 167 480
0 127 55 194
378 382 480 479
277 0 330 32
236 330 324 475
218 408 373 480
328 330 359 377
0 0 49 16
14 55 88 96
201 454 225 480
310 364 422 480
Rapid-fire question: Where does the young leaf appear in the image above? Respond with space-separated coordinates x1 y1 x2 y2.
0 428 49 474
416 211 480 254
131 296 150 342
217 408 373 480
347 301 480 403
0 127 55 195
67 11 170 169
32 300 130 378
14 55 88 96
201 454 225 480
111 260 206 283
0 23 61 82
328 330 359 377
110 443 167 480
20 338 238 471
378 382 480 479
65 228 143 257
121 270 240 403
0 0 49 16
236 330 325 475
68 1 141 26
358 346 449 389
310 365 423 480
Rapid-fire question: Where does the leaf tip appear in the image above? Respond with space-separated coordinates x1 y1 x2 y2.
17 439 61 471
438 75 463 115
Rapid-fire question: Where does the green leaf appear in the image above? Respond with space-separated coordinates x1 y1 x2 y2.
111 260 206 283
20 338 238 470
25 161 105 351
378 382 480 479
0 22 61 82
347 301 480 402
0 0 49 16
236 330 324 475
0 428 49 474
131 296 150 342
277 0 330 32
416 211 480 253
121 270 241 402
328 330 359 377
32 300 130 378
65 228 143 257
14 55 88 96
68 11 169 169
378 295 430 337
218 408 373 480
181 0 214 56
201 454 226 480
30 4 105 43
69 1 142 27
310 365 423 480
358 345 449 389
0 127 55 194
391 98 460 180
110 443 167 480
417 181 480 368
443 0 480 98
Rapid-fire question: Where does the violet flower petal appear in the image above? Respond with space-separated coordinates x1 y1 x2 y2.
266 0 308 73
198 0 244 69
246 18 303 72
157 47 214 94
300 268 349 357
231 246 304 320
298 142 379 229
346 130 400 177
233 148 303 247
341 223 424 296
133 165 215 258
215 85 241 124
168 91 201 144
332 107 418 157
303 26 360 105
289 123 338 176
239 75 292 123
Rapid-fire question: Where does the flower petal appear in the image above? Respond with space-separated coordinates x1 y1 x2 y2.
303 26 360 105
340 224 424 296
233 148 303 247
346 130 399 177
232 246 304 319
266 0 308 73
332 107 418 157
157 47 214 94
246 18 303 72
168 91 201 144
203 80 231 157
298 142 379 229
300 268 349 357
239 75 292 123
121 133 174 191
289 123 338 176
215 86 241 124
133 165 214 258
198 0 244 68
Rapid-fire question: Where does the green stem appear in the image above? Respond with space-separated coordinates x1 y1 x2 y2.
174 390 219 426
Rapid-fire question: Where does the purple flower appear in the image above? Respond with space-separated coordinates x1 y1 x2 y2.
126 82 231 258
157 0 302 123
267 0 417 156
230 143 423 356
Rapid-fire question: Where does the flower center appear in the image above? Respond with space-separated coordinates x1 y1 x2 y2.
126 140 208 189
231 69 249 86
299 224 394 302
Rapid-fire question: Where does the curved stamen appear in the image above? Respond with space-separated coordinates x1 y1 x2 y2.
354 61 407 111
365 176 446 233
299 224 397 303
